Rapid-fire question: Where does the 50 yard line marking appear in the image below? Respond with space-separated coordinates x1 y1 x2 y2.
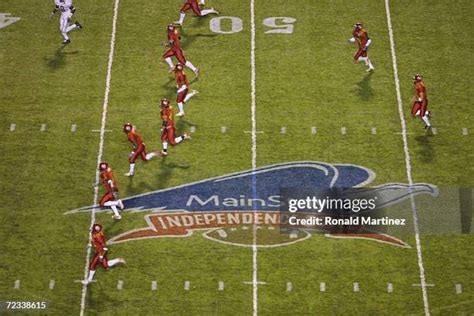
385 1 430 315
250 0 258 315
79 0 120 315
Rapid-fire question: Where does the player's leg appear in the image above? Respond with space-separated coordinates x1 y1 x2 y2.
60 15 70 43
420 100 431 128
176 3 191 25
178 50 199 77
170 127 191 146
108 258 126 267
360 51 374 71
184 89 198 103
200 8 219 16
411 102 421 117
100 192 122 220
82 254 100 284
125 151 140 176
176 89 187 116
163 49 175 71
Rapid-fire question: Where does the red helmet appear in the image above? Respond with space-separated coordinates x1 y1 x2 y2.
167 24 175 32
99 162 108 171
413 73 423 82
123 122 133 133
354 22 363 30
175 63 184 72
161 98 170 108
92 223 102 232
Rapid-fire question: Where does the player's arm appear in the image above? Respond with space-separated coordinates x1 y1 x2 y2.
50 4 59 19
363 37 372 50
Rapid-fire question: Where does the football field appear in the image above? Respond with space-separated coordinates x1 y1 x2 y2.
0 0 473 315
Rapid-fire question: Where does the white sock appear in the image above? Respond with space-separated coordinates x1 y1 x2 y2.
422 115 431 127
367 58 374 69
415 110 421 116
108 259 120 267
165 57 174 68
185 61 197 72
129 163 135 173
174 136 183 144
179 12 185 24
110 205 119 216
145 152 156 160
177 102 184 112
62 32 69 41
201 9 217 16
199 0 205 5
184 92 195 103
163 142 168 150
87 270 96 282
104 201 118 207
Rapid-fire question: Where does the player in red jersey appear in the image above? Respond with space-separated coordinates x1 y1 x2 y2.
163 24 199 76
411 74 432 129
174 63 199 117
98 162 124 220
160 98 191 156
123 123 159 177
175 0 219 26
348 22 374 72
82 223 125 285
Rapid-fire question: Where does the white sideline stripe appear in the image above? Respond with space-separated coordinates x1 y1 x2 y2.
462 128 468 135
80 0 120 315
412 284 434 287
286 282 292 292
219 281 224 291
371 127 377 135
151 281 157 291
353 282 360 292
71 124 77 132
244 130 264 134
184 280 190 290
14 280 20 289
49 279 55 290
10 123 16 131
117 280 123 290
91 129 112 132
387 283 393 293
221 126 227 133
40 124 47 131
244 281 266 285
190 126 196 133
250 4 258 316
455 284 462 294
385 1 430 315
341 127 347 134
217 229 228 238
431 127 437 135
320 282 326 292
311 126 317 134
280 126 286 134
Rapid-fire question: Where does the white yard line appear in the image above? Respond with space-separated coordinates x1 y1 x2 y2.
384 1 430 315
250 0 258 314
79 0 120 315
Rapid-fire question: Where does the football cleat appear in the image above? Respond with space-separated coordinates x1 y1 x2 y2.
193 68 200 77
160 150 168 156
81 280 89 285
117 258 126 264
124 171 134 177
176 111 185 117
183 133 191 140
191 89 199 96
75 22 82 29
62 39 71 44
173 21 182 26
112 214 122 220
424 125 432 130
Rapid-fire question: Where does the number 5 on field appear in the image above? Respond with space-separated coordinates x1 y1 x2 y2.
210 16 296 34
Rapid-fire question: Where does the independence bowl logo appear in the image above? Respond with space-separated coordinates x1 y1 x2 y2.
66 161 438 248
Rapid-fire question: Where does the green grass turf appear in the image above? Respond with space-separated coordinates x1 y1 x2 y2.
0 0 473 315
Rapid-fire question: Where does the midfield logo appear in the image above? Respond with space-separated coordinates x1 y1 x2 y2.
0 13 20 29
66 162 439 248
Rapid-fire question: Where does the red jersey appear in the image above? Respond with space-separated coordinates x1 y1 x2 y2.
127 130 144 148
168 28 182 50
353 28 369 49
161 106 175 127
415 81 427 101
175 70 189 88
100 168 118 193
92 231 106 255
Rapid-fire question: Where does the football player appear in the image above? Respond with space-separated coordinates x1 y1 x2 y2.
163 24 199 76
123 123 159 177
411 74 432 129
175 0 219 26
160 98 191 156
98 162 124 220
348 22 374 72
50 0 82 44
82 223 125 285
174 63 199 117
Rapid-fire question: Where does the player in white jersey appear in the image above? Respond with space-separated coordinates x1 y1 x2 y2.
50 0 82 44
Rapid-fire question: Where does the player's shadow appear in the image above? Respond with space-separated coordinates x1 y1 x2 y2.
44 45 78 70
414 134 435 163
154 159 191 188
181 33 218 49
353 72 373 101
176 118 196 130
